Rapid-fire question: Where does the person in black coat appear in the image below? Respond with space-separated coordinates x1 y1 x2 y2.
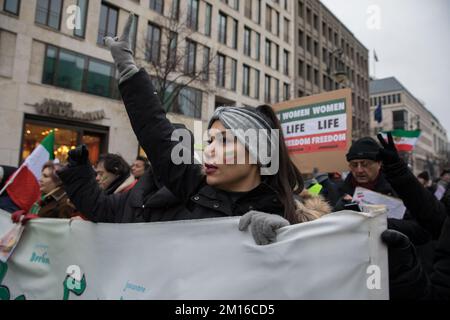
334 137 443 247
377 133 450 299
57 15 327 245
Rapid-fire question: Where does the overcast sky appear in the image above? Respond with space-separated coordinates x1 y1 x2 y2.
321 0 450 138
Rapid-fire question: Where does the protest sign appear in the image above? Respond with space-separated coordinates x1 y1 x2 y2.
353 187 406 219
273 89 352 173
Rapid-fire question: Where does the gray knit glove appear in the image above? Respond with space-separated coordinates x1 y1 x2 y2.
103 13 138 84
239 211 290 245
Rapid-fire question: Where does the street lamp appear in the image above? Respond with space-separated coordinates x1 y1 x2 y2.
326 48 349 87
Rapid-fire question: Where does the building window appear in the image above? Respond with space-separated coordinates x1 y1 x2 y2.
149 0 164 14
43 45 119 99
54 49 85 91
146 23 161 64
187 0 199 31
313 41 318 57
204 3 212 36
306 35 311 53
283 83 290 101
202 46 210 81
298 59 304 77
306 64 311 82
298 1 304 18
255 32 261 60
218 12 227 44
242 65 250 96
314 69 319 86
35 0 63 30
393 110 407 130
97 3 118 45
254 69 260 99
298 29 304 47
231 18 238 49
275 11 280 36
167 31 178 67
3 0 21 15
313 14 318 30
265 75 271 103
283 50 289 76
244 27 251 56
171 0 180 20
265 39 271 66
86 59 114 97
256 0 261 24
73 0 89 38
284 18 290 43
230 58 237 91
230 0 240 10
274 44 279 70
22 119 108 164
265 5 272 32
274 78 280 103
216 54 226 87
306 7 311 25
245 0 252 19
175 86 202 119
184 39 197 75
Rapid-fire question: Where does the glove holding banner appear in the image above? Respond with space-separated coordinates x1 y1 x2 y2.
381 229 429 299
104 13 139 84
239 211 290 245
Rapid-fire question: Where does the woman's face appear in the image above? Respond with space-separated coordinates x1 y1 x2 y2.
95 162 118 190
39 167 59 195
131 160 146 178
203 121 260 192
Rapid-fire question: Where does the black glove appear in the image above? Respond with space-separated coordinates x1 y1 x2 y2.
377 132 401 166
67 145 89 168
381 229 429 299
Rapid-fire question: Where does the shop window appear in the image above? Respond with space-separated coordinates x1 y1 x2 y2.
22 120 108 164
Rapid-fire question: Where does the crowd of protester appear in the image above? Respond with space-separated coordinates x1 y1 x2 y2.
0 14 448 300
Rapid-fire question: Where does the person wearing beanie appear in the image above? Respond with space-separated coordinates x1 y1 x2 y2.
333 137 386 210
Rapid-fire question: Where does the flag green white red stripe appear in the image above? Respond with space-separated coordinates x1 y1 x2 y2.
381 130 421 152
1 131 55 212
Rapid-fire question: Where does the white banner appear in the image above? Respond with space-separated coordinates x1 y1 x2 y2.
0 209 389 300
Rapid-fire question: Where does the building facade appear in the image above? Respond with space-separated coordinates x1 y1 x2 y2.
370 77 448 178
293 0 370 139
0 0 369 167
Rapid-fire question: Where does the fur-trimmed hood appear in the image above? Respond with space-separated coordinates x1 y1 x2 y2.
294 189 332 223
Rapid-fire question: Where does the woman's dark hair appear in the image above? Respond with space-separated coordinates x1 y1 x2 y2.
255 104 304 224
98 154 130 177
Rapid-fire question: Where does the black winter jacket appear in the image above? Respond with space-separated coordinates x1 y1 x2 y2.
59 69 285 222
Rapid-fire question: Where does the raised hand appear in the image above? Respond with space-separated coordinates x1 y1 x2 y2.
67 145 89 168
103 13 138 84
377 132 401 165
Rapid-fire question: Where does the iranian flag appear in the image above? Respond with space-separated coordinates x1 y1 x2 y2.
381 129 421 152
1 131 55 212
